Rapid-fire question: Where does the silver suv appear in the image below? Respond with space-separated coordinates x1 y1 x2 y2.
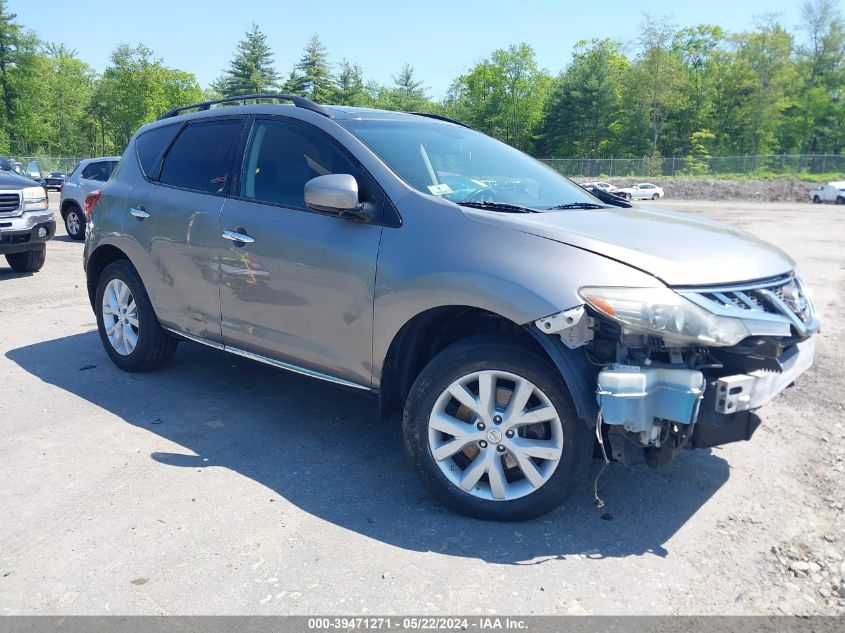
83 94 820 520
60 157 120 240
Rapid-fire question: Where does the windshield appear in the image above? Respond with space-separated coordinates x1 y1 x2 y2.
339 118 599 210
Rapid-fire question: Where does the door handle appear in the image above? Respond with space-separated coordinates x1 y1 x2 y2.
129 207 150 219
222 229 255 244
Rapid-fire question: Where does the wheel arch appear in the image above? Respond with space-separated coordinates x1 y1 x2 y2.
377 305 598 426
60 197 81 220
85 244 131 308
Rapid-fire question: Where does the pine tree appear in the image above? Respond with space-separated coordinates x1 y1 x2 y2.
333 60 367 105
385 63 429 111
293 35 336 103
218 24 279 96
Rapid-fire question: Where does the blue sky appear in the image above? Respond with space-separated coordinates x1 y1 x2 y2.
11 0 826 98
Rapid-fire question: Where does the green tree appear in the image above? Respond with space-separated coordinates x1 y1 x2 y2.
92 44 203 152
216 24 279 96
448 44 551 151
632 17 689 155
376 63 430 111
732 16 796 154
292 34 336 102
332 59 369 106
790 0 845 153
17 44 97 155
667 25 726 155
0 0 40 153
534 39 628 158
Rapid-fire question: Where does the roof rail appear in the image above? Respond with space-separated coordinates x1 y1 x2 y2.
407 112 472 129
158 94 332 120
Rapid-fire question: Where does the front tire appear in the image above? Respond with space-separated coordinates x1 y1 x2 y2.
95 260 177 372
64 204 85 240
403 337 593 521
5 248 46 272
813 195 821 204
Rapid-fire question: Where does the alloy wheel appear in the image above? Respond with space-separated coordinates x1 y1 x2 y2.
67 211 81 236
427 370 564 501
102 278 139 356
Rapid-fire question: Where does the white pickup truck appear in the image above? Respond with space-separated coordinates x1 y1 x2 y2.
809 180 845 204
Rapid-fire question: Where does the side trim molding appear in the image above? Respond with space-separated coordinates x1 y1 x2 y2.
163 326 371 392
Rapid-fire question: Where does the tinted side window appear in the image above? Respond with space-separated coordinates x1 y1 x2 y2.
159 119 242 194
82 161 110 181
241 119 361 209
136 124 181 179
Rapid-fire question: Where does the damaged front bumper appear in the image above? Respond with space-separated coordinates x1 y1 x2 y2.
595 336 816 465
535 273 820 467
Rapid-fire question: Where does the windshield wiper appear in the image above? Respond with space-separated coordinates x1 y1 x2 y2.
457 201 537 214
546 202 608 210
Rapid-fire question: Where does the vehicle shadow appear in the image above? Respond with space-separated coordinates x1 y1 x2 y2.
0 267 36 278
6 332 731 564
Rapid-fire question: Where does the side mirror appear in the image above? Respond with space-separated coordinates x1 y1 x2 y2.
305 174 359 212
304 174 376 223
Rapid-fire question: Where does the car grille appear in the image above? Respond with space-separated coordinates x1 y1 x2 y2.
0 192 21 216
678 274 818 338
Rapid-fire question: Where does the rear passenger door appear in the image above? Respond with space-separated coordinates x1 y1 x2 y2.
217 117 384 387
122 117 246 343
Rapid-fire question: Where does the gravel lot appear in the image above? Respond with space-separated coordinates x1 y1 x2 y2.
1 194 843 615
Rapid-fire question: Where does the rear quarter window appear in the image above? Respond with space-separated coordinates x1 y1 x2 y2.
136 124 182 179
158 118 243 194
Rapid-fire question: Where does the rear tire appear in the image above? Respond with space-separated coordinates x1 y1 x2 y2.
5 248 46 273
95 259 177 372
64 204 85 240
836 196 844 205
403 336 593 521
652 193 660 200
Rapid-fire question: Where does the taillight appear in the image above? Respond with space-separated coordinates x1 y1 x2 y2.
84 190 102 219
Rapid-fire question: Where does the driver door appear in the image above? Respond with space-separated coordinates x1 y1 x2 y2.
218 117 385 387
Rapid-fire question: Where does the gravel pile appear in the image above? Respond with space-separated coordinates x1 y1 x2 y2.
580 178 825 202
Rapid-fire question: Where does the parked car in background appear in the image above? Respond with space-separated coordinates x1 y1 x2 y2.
0 168 54 272
83 94 819 521
45 172 67 191
580 181 619 193
60 156 120 240
1 158 48 193
809 180 845 204
617 182 664 200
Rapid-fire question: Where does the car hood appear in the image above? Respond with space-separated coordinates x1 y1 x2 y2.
0 170 38 189
464 204 794 286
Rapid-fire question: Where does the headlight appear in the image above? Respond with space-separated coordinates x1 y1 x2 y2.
578 286 751 346
21 186 48 211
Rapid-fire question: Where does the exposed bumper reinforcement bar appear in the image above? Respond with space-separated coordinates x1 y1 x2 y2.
713 337 815 413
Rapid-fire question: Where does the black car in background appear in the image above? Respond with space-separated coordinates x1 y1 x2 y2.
44 172 66 191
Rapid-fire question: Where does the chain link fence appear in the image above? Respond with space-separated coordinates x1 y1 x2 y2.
13 156 90 174
540 154 845 178
11 153 845 180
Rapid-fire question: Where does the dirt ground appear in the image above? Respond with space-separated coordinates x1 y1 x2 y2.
0 195 843 615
